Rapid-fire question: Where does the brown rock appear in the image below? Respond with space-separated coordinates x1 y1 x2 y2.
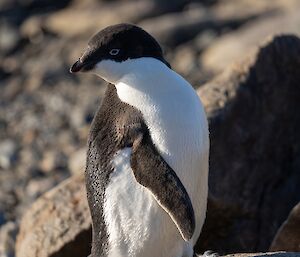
196 35 300 253
15 174 92 257
0 221 17 257
270 202 300 252
68 147 87 175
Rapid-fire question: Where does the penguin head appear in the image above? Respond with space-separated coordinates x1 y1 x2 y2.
70 23 170 83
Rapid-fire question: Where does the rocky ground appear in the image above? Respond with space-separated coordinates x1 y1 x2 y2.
1 0 300 257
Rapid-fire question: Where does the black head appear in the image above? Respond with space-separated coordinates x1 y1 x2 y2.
70 23 170 73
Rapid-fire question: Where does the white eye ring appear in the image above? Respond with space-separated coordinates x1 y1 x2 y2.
109 49 120 56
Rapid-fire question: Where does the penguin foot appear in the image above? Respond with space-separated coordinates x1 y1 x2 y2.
199 250 219 257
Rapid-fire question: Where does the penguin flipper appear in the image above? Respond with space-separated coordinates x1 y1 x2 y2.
130 133 195 241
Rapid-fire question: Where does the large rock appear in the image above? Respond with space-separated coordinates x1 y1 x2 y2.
197 35 300 253
270 202 300 252
15 174 91 257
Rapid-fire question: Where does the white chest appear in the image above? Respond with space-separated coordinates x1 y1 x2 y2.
104 148 187 257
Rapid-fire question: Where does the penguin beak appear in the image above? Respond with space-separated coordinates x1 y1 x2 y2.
70 57 95 73
70 59 85 73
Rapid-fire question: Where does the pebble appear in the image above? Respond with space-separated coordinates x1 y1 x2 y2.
0 140 17 170
0 222 17 257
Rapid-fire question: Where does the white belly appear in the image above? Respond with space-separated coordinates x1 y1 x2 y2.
104 148 191 257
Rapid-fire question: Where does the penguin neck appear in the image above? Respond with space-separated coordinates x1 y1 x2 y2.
114 57 176 101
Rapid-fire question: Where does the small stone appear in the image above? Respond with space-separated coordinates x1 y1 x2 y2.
26 178 56 200
39 151 67 173
68 147 87 175
0 140 18 169
20 16 44 44
173 44 198 77
0 22 20 54
0 221 18 257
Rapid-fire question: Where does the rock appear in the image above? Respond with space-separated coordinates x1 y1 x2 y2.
15 174 91 257
0 221 18 257
196 35 300 253
20 16 44 44
172 43 198 78
0 140 18 169
39 151 67 173
68 148 86 175
0 21 20 55
270 202 300 252
25 177 57 200
201 4 300 73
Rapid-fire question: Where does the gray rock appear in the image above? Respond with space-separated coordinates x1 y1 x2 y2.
15 174 91 257
196 35 300 253
68 147 86 175
0 140 17 169
0 22 20 55
0 221 17 257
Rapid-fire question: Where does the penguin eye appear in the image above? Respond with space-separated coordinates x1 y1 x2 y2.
109 49 120 56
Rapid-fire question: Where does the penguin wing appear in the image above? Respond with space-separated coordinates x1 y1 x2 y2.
130 133 195 241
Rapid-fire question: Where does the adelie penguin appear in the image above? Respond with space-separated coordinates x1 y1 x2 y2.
70 24 210 257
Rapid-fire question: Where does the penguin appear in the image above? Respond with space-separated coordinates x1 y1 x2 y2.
70 23 209 257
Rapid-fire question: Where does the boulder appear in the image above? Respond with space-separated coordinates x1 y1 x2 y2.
197 35 300 253
15 174 91 257
270 202 300 252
